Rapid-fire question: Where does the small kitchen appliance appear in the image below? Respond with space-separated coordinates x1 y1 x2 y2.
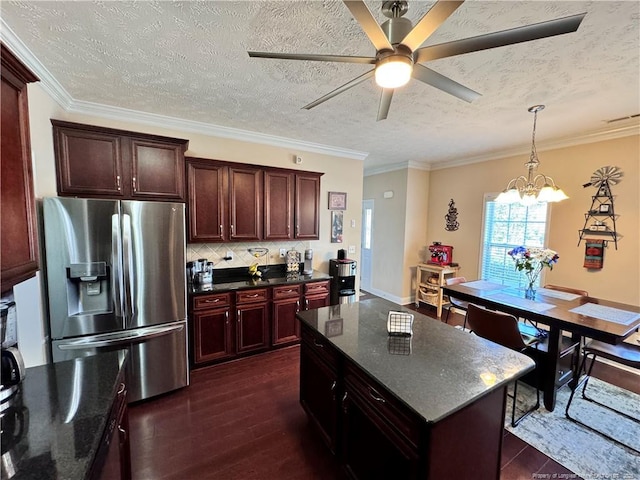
428 242 453 266
1 302 24 408
329 259 357 304
303 249 313 275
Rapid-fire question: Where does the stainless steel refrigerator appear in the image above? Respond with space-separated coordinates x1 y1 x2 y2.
42 197 188 402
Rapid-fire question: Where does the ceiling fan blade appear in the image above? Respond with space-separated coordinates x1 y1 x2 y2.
413 64 481 103
401 0 464 52
377 89 394 121
415 13 586 64
343 0 393 52
248 51 376 64
303 70 375 110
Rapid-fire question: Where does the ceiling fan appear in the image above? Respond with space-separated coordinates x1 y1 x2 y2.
248 0 586 121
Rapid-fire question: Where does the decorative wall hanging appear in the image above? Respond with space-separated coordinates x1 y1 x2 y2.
578 166 623 250
328 191 347 210
331 211 343 243
583 239 605 269
444 199 459 231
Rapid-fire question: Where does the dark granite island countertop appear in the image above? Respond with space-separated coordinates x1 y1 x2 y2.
2 351 127 480
297 297 535 423
296 298 536 478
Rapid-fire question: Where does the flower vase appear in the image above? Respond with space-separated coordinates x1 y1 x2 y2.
524 283 536 300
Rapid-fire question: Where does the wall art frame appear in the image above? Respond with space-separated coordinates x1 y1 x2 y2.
328 191 347 210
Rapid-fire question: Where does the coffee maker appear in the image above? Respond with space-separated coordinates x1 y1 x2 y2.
1 302 25 408
303 249 313 275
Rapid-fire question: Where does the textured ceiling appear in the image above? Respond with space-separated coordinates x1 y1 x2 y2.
1 1 639 172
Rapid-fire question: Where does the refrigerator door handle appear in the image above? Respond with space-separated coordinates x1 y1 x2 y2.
111 213 124 321
122 213 135 323
57 323 185 350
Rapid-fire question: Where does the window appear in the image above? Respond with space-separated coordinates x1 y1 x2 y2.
480 194 550 288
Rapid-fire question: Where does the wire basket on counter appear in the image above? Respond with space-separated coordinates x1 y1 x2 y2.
387 311 414 337
387 336 412 355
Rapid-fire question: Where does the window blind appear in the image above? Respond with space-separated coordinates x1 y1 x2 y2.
480 198 549 289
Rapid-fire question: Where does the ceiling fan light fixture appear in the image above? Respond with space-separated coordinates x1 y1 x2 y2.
375 54 413 89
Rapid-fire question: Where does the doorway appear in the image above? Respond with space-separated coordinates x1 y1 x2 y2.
361 199 373 292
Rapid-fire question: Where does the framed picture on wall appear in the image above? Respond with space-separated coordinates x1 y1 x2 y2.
331 211 343 243
328 191 347 210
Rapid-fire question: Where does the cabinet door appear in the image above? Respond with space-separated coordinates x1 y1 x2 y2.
192 308 234 364
272 297 300 345
53 123 124 197
305 294 330 311
1 46 39 293
236 303 269 353
295 173 321 239
264 170 293 240
186 160 227 242
300 340 339 454
229 166 262 240
129 138 185 200
341 388 420 479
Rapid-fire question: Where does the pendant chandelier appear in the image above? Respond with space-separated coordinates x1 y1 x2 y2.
495 105 568 205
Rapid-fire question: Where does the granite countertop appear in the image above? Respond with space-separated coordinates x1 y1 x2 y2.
189 266 331 296
296 297 535 424
1 351 127 480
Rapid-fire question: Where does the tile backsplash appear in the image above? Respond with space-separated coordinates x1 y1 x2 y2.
186 241 310 269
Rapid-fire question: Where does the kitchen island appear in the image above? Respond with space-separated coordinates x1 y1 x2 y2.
296 298 535 479
1 351 129 480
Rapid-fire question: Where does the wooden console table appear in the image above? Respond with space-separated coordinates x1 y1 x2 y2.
414 263 459 318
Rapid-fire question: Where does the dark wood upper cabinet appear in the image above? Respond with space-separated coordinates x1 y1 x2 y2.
186 157 322 243
52 120 188 201
264 170 293 240
186 159 227 242
229 166 262 241
1 44 40 293
295 173 321 240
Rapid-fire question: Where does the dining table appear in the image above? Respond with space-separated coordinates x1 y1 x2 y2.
441 281 640 411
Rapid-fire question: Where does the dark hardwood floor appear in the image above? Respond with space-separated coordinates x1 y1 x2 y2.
128 301 639 480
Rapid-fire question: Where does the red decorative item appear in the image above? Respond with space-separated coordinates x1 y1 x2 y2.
428 243 453 266
584 239 604 269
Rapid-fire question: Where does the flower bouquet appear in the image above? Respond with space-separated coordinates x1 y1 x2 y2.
507 246 559 299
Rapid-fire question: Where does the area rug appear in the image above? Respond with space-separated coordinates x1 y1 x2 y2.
505 378 640 479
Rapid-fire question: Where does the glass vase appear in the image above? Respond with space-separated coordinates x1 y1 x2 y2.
524 282 536 300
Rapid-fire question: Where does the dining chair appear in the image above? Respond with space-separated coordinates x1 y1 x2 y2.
564 339 640 453
444 277 469 327
465 303 541 427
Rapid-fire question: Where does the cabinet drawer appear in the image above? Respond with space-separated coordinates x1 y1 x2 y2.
273 285 301 300
192 293 231 311
301 326 339 369
236 288 268 305
344 362 421 448
304 281 330 296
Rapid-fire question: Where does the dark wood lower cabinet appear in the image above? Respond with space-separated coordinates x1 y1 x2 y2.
236 302 269 353
341 389 419 479
192 307 234 363
299 322 507 480
299 332 340 454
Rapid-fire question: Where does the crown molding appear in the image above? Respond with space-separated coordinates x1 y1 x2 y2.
364 159 431 177
67 100 369 161
1 21 368 162
429 122 640 171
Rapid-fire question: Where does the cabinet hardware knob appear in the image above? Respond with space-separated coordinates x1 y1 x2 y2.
225 311 229 324
296 300 300 312
247 293 259 298
230 224 234 234
219 224 223 235
117 382 126 394
116 175 121 190
205 298 220 303
118 425 128 442
331 381 337 391
313 339 324 348
237 309 241 321
132 176 136 192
